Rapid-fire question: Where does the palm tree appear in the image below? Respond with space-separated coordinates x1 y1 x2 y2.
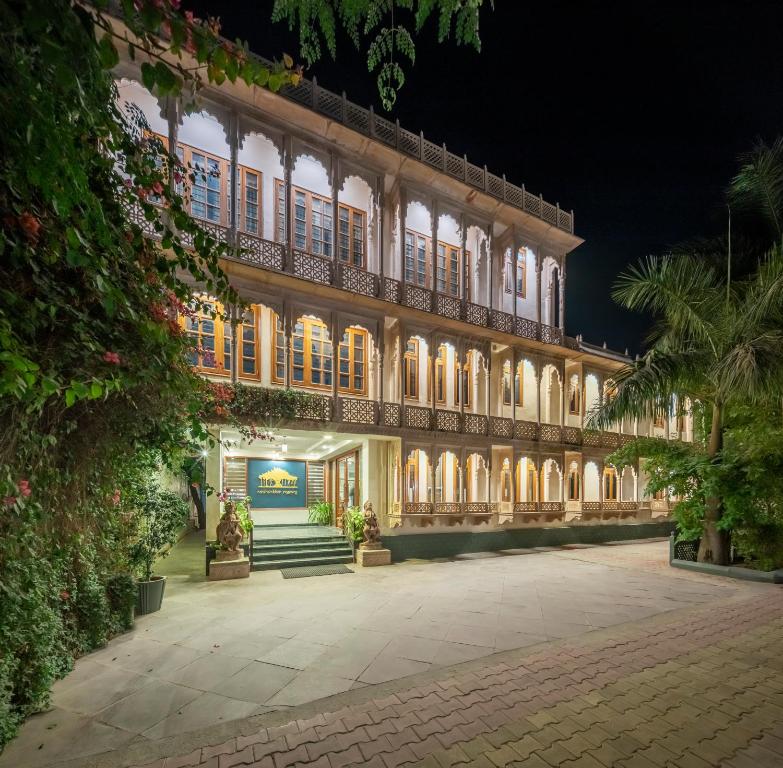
588 246 783 564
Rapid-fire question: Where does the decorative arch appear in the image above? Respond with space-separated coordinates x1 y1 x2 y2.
540 458 562 502
584 461 600 502
539 363 562 425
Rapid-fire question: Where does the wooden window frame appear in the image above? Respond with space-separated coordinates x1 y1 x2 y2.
502 361 512 406
436 242 460 297
338 326 368 396
233 165 262 236
515 251 526 298
291 184 333 257
337 203 367 268
463 352 472 408
274 178 286 244
514 361 524 407
526 463 538 502
569 375 581 415
500 458 512 503
405 451 420 503
435 345 447 404
271 311 285 385
603 466 618 501
405 229 430 287
404 338 419 400
181 296 230 377
225 306 261 381
290 316 333 391
568 469 581 501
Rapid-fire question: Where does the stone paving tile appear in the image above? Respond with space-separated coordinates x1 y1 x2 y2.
39 584 783 768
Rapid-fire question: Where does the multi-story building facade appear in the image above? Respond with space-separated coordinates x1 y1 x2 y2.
115 50 691 542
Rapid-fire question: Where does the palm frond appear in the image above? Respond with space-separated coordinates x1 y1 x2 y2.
737 243 783 333
713 330 783 403
586 348 708 430
729 136 783 241
612 254 722 356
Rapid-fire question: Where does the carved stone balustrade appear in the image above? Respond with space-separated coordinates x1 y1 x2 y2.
539 424 562 443
338 397 379 425
435 409 461 433
463 413 488 435
403 284 433 313
490 416 513 438
382 402 402 428
292 249 332 285
514 420 538 440
237 234 285 271
337 263 378 297
435 293 463 321
382 277 401 304
404 404 433 430
489 309 513 334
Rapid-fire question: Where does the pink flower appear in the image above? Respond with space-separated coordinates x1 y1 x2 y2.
19 212 41 243
185 10 194 22
60 590 70 601
170 0 181 10
173 171 183 184
111 489 121 506
151 181 164 195
3 496 16 506
17 479 31 498
202 350 216 367
103 351 121 365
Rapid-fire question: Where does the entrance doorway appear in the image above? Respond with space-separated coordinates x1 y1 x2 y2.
333 449 359 528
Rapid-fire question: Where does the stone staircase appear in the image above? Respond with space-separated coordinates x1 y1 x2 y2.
251 524 353 571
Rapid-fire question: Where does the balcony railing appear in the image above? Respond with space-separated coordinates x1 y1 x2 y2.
246 62 575 234
153 213 569 348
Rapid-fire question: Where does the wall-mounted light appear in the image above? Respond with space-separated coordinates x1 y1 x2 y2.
281 444 288 453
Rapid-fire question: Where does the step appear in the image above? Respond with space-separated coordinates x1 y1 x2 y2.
252 536 347 547
254 546 353 561
253 539 348 551
252 553 354 571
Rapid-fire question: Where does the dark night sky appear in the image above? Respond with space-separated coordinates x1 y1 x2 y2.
187 0 783 354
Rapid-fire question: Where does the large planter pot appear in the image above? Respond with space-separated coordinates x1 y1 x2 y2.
136 575 166 615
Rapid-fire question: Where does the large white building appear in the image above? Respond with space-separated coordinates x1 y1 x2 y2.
115 47 690 558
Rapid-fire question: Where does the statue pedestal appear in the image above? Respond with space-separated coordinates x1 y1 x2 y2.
356 546 391 567
216 549 243 562
209 556 250 581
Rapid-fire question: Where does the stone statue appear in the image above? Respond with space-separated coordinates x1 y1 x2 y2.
361 500 382 550
216 500 243 555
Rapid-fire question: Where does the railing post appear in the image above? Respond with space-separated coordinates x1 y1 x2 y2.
395 118 400 150
502 173 507 202
369 104 375 137
311 76 318 109
419 131 424 161
463 154 468 183
442 142 447 172
341 90 347 123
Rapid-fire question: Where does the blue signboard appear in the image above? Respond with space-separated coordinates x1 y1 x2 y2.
247 459 307 509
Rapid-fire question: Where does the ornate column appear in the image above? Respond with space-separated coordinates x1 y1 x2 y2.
488 229 494 311
331 154 339 284
536 355 542 426
400 187 408 290
429 332 437 421
377 321 385 405
430 199 439 295
166 95 180 192
283 300 292 389
484 356 491 418
229 304 239 384
228 111 239 245
559 257 566 331
330 312 338 407
536 252 543 327
460 213 468 304
512 231 518 326
377 176 384 285
398 321 405 412
283 135 294 269
511 346 517 425
560 360 566 427
458 338 466 421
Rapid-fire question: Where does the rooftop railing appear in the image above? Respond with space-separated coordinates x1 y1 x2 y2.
245 54 574 235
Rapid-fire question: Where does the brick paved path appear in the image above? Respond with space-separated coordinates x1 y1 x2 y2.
62 586 783 768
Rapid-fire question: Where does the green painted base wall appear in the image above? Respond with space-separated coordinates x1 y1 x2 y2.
384 521 676 562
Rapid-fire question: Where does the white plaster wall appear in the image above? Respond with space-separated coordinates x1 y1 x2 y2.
516 457 535 502
514 248 538 321
542 459 562 502
180 111 229 158
514 360 537 421
621 466 636 501
292 154 330 197
466 225 487 304
566 372 581 427
117 79 168 136
406 201 431 236
584 374 600 422
437 214 460 247
540 365 562 425
584 462 600 501
239 132 284 241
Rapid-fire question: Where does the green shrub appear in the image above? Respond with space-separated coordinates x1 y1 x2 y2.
308 500 333 526
127 484 190 582
106 574 137 633
234 496 254 535
343 506 364 542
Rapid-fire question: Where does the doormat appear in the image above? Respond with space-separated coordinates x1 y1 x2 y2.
280 564 354 579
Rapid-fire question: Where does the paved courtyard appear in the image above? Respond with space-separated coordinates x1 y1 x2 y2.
3 537 781 768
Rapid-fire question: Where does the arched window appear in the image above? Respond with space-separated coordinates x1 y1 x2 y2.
405 451 419 503
404 339 419 399
515 250 526 298
527 462 538 502
502 360 512 406
568 464 581 501
291 316 332 389
500 458 512 502
435 345 447 404
338 327 367 395
457 351 473 408
183 297 259 379
569 374 581 415
604 466 618 501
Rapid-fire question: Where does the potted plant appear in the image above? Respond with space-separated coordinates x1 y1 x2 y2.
308 500 333 526
128 482 189 614
343 505 364 558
